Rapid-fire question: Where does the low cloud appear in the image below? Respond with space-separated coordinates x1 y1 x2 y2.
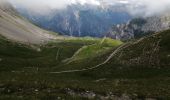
7 0 100 14
7 0 170 17
127 0 170 17
100 0 170 17
8 0 100 9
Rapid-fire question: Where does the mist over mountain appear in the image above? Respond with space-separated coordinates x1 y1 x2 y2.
107 14 170 40
16 4 131 37
7 0 170 39
8 0 170 17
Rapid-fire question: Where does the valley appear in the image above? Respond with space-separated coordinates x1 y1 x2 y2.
0 0 170 100
0 28 170 100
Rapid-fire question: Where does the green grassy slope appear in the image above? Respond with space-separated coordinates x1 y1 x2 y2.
0 36 104 69
0 35 124 99
48 30 170 99
75 30 170 99
0 30 170 99
52 38 122 71
64 38 123 63
107 30 170 67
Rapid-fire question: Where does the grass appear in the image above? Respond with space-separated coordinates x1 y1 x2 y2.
65 37 123 63
0 30 170 99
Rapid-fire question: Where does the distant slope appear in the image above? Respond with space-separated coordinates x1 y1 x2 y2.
0 0 56 44
66 38 122 62
55 30 170 72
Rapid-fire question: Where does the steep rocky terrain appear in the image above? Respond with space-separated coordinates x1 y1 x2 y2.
16 4 131 37
0 0 56 44
108 14 170 40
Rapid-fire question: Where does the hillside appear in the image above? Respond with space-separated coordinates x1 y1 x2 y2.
0 33 124 100
0 0 170 100
0 0 56 44
106 30 170 67
48 30 170 99
85 30 170 99
0 28 169 99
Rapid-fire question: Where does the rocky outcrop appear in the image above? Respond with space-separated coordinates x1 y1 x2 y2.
107 14 170 40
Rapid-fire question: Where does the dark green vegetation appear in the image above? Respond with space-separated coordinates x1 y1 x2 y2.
0 30 170 100
0 36 120 99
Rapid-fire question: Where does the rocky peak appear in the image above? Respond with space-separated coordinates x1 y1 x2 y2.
107 14 170 40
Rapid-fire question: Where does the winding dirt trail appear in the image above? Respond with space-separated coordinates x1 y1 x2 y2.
50 43 128 74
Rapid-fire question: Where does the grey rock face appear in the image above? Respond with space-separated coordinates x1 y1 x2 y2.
16 4 132 38
107 14 170 40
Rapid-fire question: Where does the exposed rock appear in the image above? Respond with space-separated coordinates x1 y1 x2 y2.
107 15 170 40
16 4 131 38
34 89 38 92
64 88 136 100
167 55 170 57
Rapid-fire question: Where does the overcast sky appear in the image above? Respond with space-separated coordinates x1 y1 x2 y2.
7 0 170 17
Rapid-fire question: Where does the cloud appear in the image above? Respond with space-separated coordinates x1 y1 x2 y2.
126 0 170 17
71 0 100 5
7 0 100 14
100 0 170 17
8 0 100 9
7 0 170 17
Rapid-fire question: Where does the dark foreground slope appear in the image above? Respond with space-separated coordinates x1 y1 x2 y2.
0 35 123 99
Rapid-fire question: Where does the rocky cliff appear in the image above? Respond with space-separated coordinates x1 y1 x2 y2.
107 14 170 40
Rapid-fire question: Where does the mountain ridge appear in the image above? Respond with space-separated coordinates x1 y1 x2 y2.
0 0 56 44
108 14 170 40
16 4 132 38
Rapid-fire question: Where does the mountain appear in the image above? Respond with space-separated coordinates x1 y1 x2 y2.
15 4 170 40
16 4 132 38
0 0 56 44
108 14 170 40
0 0 170 99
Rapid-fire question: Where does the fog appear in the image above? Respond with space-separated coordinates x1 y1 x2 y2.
8 0 100 9
7 0 170 17
127 0 170 17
